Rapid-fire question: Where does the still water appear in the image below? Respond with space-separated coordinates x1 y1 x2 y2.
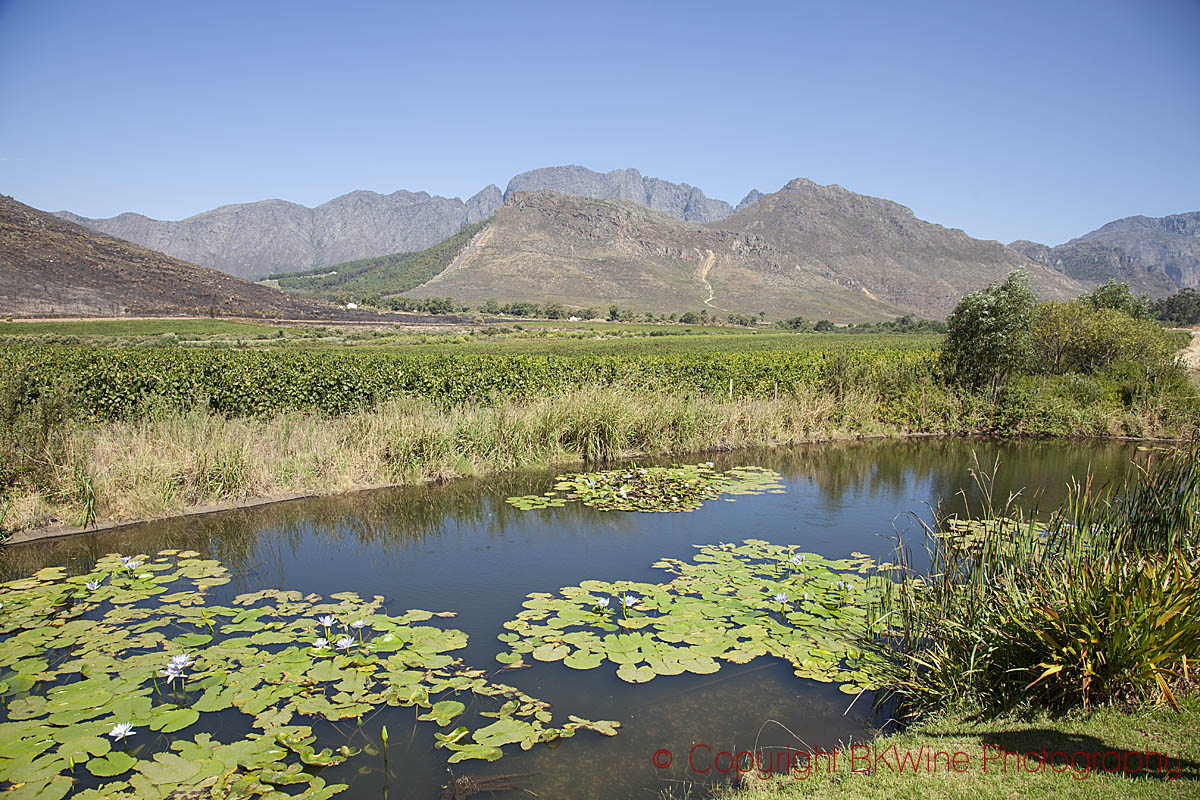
1 437 1141 799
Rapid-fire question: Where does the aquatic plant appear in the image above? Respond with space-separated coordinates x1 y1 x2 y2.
506 463 785 512
0 550 618 799
496 540 885 690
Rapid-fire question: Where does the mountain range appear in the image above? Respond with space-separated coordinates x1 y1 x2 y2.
56 166 1200 301
0 195 398 320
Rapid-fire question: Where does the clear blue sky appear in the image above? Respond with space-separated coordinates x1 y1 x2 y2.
1 0 1197 246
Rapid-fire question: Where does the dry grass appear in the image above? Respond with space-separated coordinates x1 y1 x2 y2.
6 386 912 532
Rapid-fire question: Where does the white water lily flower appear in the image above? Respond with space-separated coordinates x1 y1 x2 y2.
317 615 336 628
334 636 355 650
619 594 638 608
169 653 194 669
789 554 805 566
108 723 135 740
313 637 330 650
85 580 101 591
596 597 610 609
773 592 790 604
350 619 366 630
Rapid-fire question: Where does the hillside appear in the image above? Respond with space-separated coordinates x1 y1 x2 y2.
0 195 376 319
397 181 1083 321
1070 211 1200 288
1009 239 1178 297
269 221 489 299
1010 211 1200 295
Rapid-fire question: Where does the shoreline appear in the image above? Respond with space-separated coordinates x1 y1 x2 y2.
5 428 1184 547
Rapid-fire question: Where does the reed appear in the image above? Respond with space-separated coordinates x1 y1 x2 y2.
869 445 1200 716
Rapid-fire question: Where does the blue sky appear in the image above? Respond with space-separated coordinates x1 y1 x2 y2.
1 0 1197 245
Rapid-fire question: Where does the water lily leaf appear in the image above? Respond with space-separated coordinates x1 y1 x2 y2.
151 707 200 733
86 750 137 777
136 752 204 785
419 700 465 726
563 651 604 670
530 644 569 662
446 744 504 763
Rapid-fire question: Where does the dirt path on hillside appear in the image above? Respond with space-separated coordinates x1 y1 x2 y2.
695 249 728 311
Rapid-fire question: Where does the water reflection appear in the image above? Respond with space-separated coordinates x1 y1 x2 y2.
0 437 1140 799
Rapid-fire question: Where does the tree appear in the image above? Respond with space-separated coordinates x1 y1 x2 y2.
480 298 500 315
608 305 621 321
1152 288 1200 326
776 315 810 332
543 302 567 319
1079 279 1151 320
579 307 598 320
678 311 702 325
939 270 1037 388
813 319 835 332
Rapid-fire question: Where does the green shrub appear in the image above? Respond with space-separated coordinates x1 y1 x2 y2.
939 271 1036 389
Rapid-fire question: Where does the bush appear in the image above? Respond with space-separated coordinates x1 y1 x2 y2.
939 270 1037 389
869 446 1200 715
1079 278 1152 319
1029 301 1181 376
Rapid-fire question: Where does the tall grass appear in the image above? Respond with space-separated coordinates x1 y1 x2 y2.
2 384 912 533
869 445 1200 716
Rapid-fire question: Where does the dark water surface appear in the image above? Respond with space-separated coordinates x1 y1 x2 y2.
1 438 1141 799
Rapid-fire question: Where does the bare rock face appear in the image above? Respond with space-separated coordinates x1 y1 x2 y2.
736 189 763 210
1008 238 1178 297
1068 211 1200 289
504 166 734 222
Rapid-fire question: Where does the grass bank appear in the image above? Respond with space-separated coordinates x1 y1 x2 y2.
705 694 1199 800
3 377 1196 538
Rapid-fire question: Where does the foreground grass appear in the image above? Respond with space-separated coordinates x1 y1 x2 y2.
707 695 1200 800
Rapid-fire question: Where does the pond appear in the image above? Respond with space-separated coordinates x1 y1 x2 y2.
0 437 1142 799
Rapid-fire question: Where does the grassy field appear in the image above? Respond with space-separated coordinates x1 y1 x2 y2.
708 695 1199 800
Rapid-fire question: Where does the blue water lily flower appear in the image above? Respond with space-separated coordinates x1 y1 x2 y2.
596 597 610 608
773 592 790 604
317 615 337 628
85 580 101 591
789 554 805 567
350 619 366 630
313 637 330 650
161 663 185 683
108 723 135 740
334 636 355 650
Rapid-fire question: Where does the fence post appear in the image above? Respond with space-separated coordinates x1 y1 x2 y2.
728 378 733 399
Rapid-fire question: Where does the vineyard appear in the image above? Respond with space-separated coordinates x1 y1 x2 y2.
0 344 938 419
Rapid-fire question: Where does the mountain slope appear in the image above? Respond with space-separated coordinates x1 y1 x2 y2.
1069 211 1200 289
58 185 505 280
270 221 489 299
402 181 1083 321
0 195 361 318
1008 239 1179 297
